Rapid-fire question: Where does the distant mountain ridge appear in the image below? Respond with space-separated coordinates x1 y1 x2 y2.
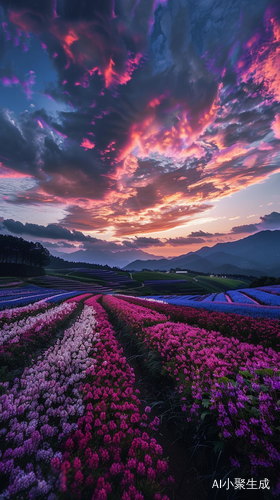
123 230 280 277
52 248 165 268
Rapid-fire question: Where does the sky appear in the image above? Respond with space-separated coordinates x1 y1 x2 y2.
0 0 280 259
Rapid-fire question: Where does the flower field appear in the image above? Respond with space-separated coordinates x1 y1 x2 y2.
116 294 280 350
1 283 280 498
135 284 280 319
0 284 94 311
101 295 280 497
0 291 172 499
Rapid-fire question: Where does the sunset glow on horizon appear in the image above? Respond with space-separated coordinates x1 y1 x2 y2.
0 0 280 260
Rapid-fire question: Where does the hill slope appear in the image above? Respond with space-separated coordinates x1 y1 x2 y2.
123 230 280 276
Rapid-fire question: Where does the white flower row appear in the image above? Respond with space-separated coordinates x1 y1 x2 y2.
0 301 76 347
0 305 99 498
0 300 49 322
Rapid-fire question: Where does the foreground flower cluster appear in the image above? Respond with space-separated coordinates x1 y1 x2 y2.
0 304 99 498
118 295 280 350
54 296 172 500
102 295 280 495
210 370 280 497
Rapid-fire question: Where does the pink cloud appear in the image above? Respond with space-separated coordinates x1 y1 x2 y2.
80 138 95 150
0 164 33 179
272 114 280 139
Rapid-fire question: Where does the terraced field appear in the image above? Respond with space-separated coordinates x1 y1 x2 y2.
46 268 139 290
136 284 280 319
131 271 251 295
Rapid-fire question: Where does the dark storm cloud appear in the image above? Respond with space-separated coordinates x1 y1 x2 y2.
188 230 224 238
165 236 205 246
2 218 92 241
39 240 79 249
220 105 278 148
41 138 109 200
259 211 280 228
1 217 182 251
0 109 39 176
0 0 146 165
0 217 129 250
231 224 259 234
122 237 165 249
123 184 160 211
230 212 280 234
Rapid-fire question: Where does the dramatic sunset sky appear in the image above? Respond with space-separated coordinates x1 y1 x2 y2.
0 0 280 259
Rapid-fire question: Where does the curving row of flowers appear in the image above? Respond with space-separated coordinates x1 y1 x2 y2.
0 303 99 499
45 291 92 304
226 290 256 304
117 295 280 350
65 293 93 303
0 285 46 299
242 289 280 307
54 295 172 500
0 302 77 351
213 292 229 303
0 300 51 326
138 294 280 319
102 295 280 495
99 297 167 329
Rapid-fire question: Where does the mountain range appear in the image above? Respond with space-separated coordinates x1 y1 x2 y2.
122 230 280 277
51 248 164 268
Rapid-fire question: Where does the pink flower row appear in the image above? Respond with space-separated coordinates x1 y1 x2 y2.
102 297 280 388
102 296 167 329
118 295 280 350
102 295 280 489
65 293 93 303
53 295 172 500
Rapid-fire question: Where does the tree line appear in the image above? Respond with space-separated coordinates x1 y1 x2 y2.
0 235 51 268
46 254 114 270
249 275 280 287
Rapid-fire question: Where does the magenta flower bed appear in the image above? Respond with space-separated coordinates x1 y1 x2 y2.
65 293 93 303
54 296 172 500
100 296 168 329
102 296 280 494
117 295 280 350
